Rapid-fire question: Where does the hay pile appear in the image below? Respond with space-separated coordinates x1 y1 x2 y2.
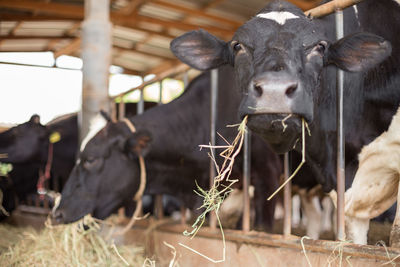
0 215 146 266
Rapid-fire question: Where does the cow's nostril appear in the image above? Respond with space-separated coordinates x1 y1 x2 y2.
285 84 298 97
254 84 263 97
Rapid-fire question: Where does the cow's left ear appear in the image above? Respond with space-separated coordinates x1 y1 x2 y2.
125 131 152 157
326 32 392 72
170 29 231 71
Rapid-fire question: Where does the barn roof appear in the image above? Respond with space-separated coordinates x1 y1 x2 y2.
0 0 320 77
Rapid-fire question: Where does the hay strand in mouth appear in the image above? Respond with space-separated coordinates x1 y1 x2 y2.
267 118 309 201
0 153 8 159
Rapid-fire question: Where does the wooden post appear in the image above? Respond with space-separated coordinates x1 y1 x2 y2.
80 0 112 144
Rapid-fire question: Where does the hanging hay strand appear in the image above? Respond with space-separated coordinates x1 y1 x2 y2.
0 215 146 266
179 116 248 263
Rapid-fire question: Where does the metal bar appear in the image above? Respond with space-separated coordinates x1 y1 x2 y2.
137 77 144 115
242 129 251 232
154 194 164 219
118 101 126 119
158 79 163 105
183 71 189 89
335 9 346 241
283 152 292 236
209 68 218 230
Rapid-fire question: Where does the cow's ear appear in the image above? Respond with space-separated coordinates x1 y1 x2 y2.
170 29 231 70
125 131 152 156
30 114 41 124
326 32 391 72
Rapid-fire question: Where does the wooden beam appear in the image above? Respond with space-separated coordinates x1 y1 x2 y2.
0 0 234 38
288 0 321 11
151 0 241 28
117 0 148 15
203 0 226 9
53 38 81 58
0 35 75 40
305 0 364 18
113 46 173 61
10 21 23 35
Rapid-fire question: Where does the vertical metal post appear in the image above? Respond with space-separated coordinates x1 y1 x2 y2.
137 83 144 115
158 79 163 105
209 68 218 230
335 9 346 241
80 0 112 145
283 152 292 236
155 79 164 219
183 71 189 89
118 101 125 119
242 129 251 232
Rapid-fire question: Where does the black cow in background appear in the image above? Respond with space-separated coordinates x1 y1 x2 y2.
170 0 399 244
0 113 79 218
54 66 282 232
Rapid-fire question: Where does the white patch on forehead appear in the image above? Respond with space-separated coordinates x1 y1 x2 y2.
353 5 361 27
256 11 299 25
394 0 400 5
80 114 107 151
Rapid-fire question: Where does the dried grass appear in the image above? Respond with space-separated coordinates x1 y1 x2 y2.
0 215 146 266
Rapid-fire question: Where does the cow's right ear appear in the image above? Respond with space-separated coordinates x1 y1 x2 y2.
170 29 231 71
125 131 152 157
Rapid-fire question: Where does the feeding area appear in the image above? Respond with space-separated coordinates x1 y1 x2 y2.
1 0 400 266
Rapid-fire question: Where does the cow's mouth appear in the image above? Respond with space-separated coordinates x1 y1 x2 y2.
246 113 303 154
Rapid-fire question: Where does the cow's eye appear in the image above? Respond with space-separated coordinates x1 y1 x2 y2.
233 42 242 52
83 157 103 170
316 41 327 54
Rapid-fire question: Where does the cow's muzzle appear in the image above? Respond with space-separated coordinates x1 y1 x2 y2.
239 72 313 122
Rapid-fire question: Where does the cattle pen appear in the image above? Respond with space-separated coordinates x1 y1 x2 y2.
1 0 400 266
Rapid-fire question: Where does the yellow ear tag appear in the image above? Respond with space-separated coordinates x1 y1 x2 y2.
49 132 61 143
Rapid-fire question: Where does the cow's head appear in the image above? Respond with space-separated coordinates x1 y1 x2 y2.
52 118 152 224
171 1 391 153
0 115 48 163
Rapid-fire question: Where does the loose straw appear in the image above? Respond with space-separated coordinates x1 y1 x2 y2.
267 118 308 201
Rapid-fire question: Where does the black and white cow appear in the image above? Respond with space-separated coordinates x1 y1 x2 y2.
53 66 282 232
171 0 399 245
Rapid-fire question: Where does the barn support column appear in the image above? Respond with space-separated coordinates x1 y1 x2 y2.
79 0 112 144
335 9 346 241
242 129 251 232
155 80 164 220
209 68 218 230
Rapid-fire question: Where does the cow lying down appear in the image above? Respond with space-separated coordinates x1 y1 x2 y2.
331 106 400 246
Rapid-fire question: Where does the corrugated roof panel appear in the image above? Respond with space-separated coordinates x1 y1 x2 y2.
113 26 148 42
136 21 164 33
113 37 135 49
0 40 48 51
18 21 75 30
139 3 184 21
146 36 172 49
136 44 173 58
16 28 67 36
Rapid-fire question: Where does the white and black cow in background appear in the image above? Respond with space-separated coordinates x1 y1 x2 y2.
53 66 282 232
171 0 400 245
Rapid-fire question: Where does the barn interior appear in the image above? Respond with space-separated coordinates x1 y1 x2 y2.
0 0 399 266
